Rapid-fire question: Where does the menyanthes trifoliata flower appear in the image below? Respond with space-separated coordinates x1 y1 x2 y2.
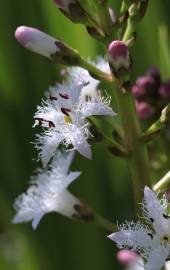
12 152 81 230
108 186 170 270
33 79 116 166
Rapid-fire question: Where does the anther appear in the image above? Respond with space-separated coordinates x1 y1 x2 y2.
48 121 55 128
59 93 69 99
61 107 71 116
150 218 154 223
49 94 58 101
147 233 153 239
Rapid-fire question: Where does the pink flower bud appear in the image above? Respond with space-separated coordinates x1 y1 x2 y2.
136 101 154 120
108 40 130 78
15 26 58 58
159 80 170 98
117 250 138 266
132 76 156 100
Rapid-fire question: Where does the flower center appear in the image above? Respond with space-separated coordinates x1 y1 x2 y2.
64 115 72 123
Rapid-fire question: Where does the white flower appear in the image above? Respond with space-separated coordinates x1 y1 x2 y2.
108 186 170 270
12 151 81 230
67 57 111 100
33 77 115 166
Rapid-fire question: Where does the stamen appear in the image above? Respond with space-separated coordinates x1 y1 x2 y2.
59 93 69 99
48 121 55 128
150 218 154 223
61 107 71 116
34 117 55 128
49 94 58 101
147 233 153 239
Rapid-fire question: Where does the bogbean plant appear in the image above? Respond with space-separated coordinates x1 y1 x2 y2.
13 0 170 269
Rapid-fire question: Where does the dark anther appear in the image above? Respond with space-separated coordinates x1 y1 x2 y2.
49 94 58 101
48 121 55 128
59 93 69 99
164 236 169 241
147 233 153 239
163 213 170 219
61 107 71 116
150 218 154 223
35 117 44 126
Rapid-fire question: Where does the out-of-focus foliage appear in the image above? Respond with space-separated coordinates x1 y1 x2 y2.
0 0 170 269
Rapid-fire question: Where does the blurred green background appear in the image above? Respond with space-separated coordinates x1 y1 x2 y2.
0 0 170 269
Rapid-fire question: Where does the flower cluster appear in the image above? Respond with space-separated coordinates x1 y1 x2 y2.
12 30 116 227
132 67 170 120
109 187 170 270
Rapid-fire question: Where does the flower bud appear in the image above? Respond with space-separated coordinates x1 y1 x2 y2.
147 66 161 87
136 101 154 120
108 40 131 78
159 80 170 98
117 250 138 266
15 26 58 58
15 26 81 65
132 76 156 100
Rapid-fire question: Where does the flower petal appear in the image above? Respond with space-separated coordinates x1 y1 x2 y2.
35 131 64 167
79 96 116 118
108 222 152 251
63 124 92 159
143 186 168 235
145 246 169 270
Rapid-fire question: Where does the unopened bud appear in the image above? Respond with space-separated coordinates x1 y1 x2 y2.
147 66 161 87
117 250 138 266
15 26 80 65
108 40 131 78
132 76 156 100
159 80 170 98
54 0 74 11
136 101 154 120
15 26 58 58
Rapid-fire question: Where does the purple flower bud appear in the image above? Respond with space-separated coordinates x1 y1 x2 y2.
117 250 138 266
147 66 161 88
159 80 170 98
136 101 154 120
132 85 146 99
15 26 58 58
108 40 130 78
136 76 155 91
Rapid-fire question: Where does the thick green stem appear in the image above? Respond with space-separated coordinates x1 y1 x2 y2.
123 18 136 42
113 84 150 205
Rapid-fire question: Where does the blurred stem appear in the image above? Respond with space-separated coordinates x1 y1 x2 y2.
93 212 116 232
111 82 150 206
153 170 170 193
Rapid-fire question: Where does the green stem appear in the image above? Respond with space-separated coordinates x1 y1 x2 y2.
153 170 170 193
93 212 116 232
80 58 113 82
112 83 150 205
123 18 136 42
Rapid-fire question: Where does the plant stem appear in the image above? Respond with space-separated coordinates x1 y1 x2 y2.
80 58 113 82
123 18 136 42
93 212 116 232
112 83 150 206
153 170 170 193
